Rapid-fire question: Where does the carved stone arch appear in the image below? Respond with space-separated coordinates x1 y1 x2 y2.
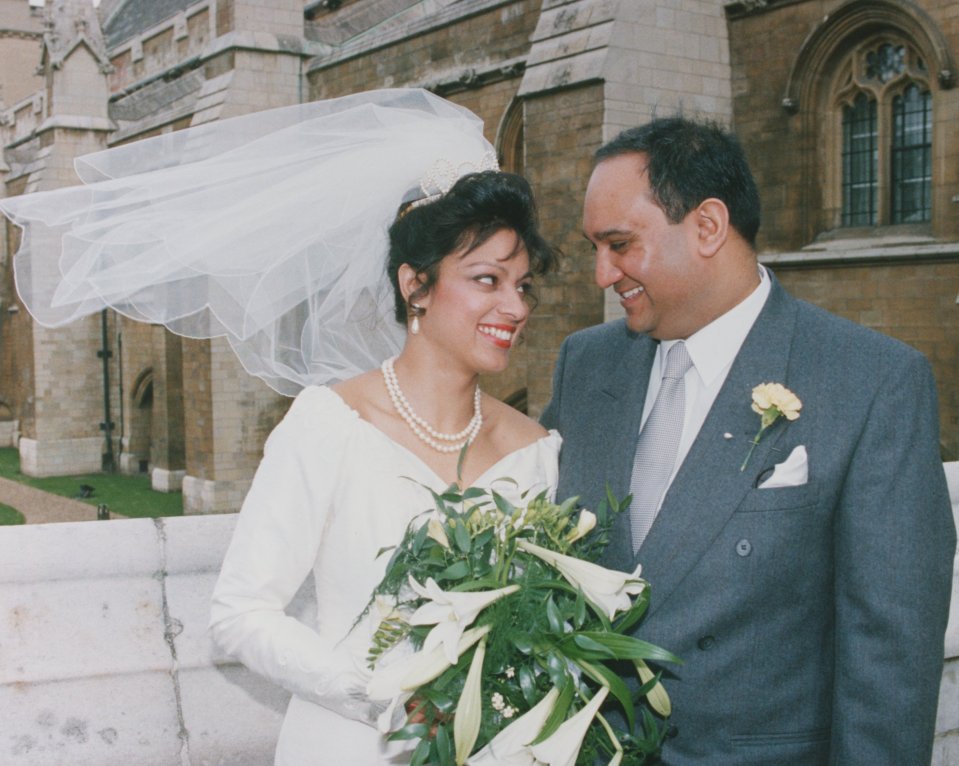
783 0 956 114
131 367 154 407
495 97 525 175
122 367 153 474
781 0 952 238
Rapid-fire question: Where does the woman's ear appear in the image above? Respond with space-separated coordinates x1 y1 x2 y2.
397 264 430 308
695 198 729 258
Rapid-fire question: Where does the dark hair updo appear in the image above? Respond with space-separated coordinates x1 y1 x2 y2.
387 170 559 323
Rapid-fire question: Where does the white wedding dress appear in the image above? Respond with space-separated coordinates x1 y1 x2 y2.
210 386 561 765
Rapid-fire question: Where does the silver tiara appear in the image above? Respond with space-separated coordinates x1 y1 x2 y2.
407 151 500 211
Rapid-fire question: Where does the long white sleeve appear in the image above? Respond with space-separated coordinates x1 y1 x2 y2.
209 387 379 725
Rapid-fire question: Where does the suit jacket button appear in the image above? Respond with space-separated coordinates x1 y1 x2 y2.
667 724 679 738
697 635 715 650
736 538 752 557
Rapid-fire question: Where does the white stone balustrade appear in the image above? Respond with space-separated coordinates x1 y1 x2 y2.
0 513 308 765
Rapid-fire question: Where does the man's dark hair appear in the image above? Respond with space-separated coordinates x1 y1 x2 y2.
595 116 761 247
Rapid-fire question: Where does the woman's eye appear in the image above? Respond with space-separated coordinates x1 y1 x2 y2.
518 282 533 294
475 275 496 286
610 240 629 253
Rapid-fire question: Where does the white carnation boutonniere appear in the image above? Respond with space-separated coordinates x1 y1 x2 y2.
740 382 802 472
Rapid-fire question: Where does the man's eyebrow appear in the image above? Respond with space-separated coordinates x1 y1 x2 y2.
583 228 632 241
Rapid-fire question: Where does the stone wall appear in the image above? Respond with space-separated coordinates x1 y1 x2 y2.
523 83 607 415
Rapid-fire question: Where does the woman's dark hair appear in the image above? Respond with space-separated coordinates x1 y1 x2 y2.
387 170 559 323
595 116 761 247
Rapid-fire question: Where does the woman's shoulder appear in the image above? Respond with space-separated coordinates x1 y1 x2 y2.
328 370 386 422
484 395 544 431
482 395 555 452
277 383 362 436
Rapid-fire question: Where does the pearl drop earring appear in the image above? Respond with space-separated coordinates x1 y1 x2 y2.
409 303 424 335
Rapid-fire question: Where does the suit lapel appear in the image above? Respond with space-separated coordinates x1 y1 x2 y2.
597 333 657 572
634 278 800 613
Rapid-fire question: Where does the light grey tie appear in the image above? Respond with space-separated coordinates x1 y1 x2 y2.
629 341 693 552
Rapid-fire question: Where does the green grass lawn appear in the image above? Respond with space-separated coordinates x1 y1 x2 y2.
0 448 183 520
0 502 24 525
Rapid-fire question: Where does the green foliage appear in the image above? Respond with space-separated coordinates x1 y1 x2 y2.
0 448 182 519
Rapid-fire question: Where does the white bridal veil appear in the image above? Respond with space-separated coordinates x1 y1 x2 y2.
0 89 497 394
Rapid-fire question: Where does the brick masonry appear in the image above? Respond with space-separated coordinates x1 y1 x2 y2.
0 0 956 505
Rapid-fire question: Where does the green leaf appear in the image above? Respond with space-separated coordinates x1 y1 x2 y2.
388 722 430 741
411 520 430 555
512 634 533 654
461 486 488 501
572 633 617 659
544 651 569 689
574 591 587 628
611 592 650 635
421 688 456 714
438 560 471 581
410 737 432 766
452 576 501 592
545 595 564 634
491 490 517 517
578 660 636 732
453 521 472 554
570 632 682 664
434 723 453 764
518 664 537 705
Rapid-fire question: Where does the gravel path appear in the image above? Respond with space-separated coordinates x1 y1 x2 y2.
0 476 128 524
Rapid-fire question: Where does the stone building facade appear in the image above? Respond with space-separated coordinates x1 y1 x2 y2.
727 0 959 458
0 0 955 512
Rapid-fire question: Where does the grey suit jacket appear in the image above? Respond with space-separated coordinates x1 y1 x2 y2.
542 276 955 765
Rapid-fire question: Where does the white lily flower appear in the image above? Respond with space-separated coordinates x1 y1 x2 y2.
427 518 451 549
566 510 597 543
367 624 490 701
517 540 644 620
529 686 610 766
467 687 560 766
408 575 519 664
454 638 486 765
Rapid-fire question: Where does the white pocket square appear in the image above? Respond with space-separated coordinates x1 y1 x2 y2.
758 444 808 489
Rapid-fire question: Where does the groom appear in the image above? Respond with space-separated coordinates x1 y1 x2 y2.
542 116 956 765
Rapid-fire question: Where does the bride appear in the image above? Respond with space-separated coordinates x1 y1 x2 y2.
0 88 562 764
210 168 560 764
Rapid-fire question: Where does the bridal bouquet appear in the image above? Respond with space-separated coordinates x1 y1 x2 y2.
362 483 680 765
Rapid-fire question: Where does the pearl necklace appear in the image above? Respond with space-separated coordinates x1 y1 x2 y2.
381 356 483 453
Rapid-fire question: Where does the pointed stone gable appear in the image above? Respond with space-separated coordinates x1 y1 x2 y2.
41 0 112 72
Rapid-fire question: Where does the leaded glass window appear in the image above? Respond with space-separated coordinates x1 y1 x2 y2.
891 84 932 223
842 93 877 226
837 40 934 228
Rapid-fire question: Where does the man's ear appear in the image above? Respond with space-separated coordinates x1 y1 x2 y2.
695 198 730 258
397 264 429 308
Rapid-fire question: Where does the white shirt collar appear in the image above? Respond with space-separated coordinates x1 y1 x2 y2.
659 265 770 385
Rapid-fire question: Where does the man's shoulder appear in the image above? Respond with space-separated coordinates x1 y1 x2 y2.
790 292 926 365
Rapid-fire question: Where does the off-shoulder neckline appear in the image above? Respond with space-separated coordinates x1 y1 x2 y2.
306 385 560 489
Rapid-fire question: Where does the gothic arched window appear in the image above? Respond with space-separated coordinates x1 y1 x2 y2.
836 41 932 227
